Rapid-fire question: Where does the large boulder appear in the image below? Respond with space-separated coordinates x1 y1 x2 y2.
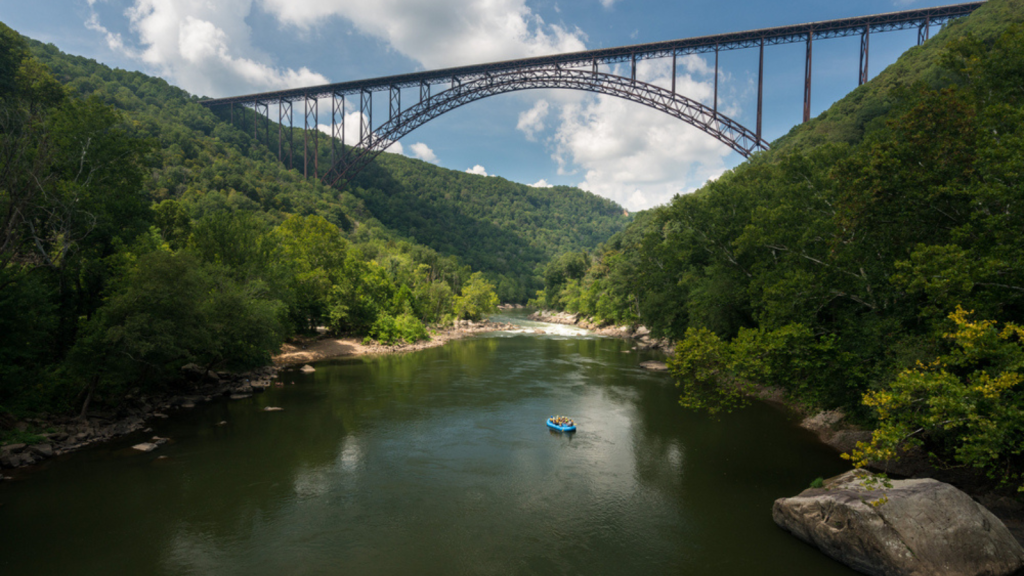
773 469 1024 576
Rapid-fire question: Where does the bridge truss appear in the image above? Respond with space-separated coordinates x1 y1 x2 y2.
200 2 984 187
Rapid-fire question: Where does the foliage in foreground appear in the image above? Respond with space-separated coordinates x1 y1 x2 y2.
846 308 1024 490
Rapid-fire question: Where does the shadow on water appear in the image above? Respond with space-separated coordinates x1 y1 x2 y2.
0 330 859 576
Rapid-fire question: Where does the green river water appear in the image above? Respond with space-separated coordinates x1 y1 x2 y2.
0 314 859 575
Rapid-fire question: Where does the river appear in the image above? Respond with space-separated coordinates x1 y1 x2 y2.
0 313 858 575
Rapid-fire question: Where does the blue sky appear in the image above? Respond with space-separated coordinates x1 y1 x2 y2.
4 0 958 210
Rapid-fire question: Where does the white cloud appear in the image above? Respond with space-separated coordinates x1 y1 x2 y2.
85 12 138 57
316 110 371 145
600 0 618 7
516 99 550 141
86 0 328 97
550 58 734 211
83 0 742 214
531 179 553 188
316 109 402 154
409 142 438 163
258 0 587 69
679 53 714 76
466 165 489 176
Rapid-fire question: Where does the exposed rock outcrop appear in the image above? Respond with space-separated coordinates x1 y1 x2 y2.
773 469 1024 576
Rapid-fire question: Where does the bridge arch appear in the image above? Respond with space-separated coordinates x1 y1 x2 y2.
326 68 768 187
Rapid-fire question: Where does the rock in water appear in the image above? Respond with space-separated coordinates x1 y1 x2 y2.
263 406 284 412
639 361 668 371
300 365 316 373
132 443 158 453
772 469 1024 576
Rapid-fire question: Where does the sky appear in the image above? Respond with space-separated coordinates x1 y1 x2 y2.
3 0 960 210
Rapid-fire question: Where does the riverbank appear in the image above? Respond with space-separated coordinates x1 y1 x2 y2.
527 309 674 352
0 319 516 475
273 319 516 365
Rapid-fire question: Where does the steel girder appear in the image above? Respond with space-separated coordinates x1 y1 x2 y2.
326 69 769 188
330 93 345 181
199 2 983 109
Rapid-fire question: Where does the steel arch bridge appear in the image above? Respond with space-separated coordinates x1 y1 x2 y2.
327 68 765 187
200 1 984 188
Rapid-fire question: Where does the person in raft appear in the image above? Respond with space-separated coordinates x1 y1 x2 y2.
551 416 575 427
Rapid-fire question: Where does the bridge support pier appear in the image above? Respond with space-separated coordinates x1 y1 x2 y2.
389 86 400 121
360 89 372 146
918 16 931 45
279 98 293 165
713 45 719 116
304 95 319 179
860 26 870 85
757 38 764 142
314 99 320 179
671 52 676 94
332 93 344 180
803 32 813 123
288 102 294 169
255 101 269 147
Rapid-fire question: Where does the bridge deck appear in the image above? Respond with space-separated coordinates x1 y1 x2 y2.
200 2 983 107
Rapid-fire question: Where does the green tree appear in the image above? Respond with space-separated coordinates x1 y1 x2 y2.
271 214 348 332
454 272 498 320
846 307 1024 489
65 251 286 414
327 255 396 334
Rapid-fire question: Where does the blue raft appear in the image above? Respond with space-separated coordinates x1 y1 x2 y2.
547 417 576 432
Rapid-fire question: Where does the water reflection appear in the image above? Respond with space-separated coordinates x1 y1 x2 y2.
0 325 859 576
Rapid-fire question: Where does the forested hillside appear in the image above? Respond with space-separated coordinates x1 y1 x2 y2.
536 0 1024 488
0 17 629 422
353 156 627 302
1 22 568 421
27 37 628 305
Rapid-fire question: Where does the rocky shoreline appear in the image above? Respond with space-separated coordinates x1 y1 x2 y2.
272 319 517 365
0 319 516 475
0 363 283 474
527 309 674 353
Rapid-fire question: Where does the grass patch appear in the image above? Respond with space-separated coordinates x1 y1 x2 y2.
1 429 46 447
